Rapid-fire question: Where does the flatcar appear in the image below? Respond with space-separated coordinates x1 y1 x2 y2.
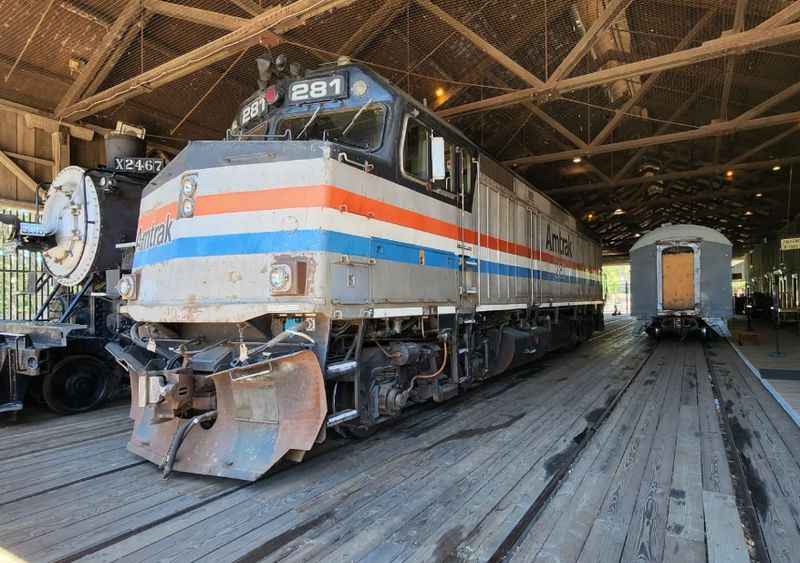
107 58 604 481
630 224 732 338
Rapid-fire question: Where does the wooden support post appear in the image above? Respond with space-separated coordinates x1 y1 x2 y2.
50 130 70 178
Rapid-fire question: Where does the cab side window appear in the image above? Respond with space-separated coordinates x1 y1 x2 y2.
402 117 430 182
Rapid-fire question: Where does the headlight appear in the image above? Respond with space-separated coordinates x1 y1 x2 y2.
269 264 291 292
180 198 195 218
181 175 197 196
118 274 137 299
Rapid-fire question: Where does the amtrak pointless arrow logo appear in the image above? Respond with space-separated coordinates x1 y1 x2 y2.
137 215 173 251
545 223 574 258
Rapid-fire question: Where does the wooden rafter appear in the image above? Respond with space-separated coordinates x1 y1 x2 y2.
340 0 407 56
439 20 800 118
548 155 800 195
229 0 261 16
714 0 748 162
505 110 800 166
612 83 710 182
756 0 800 29
726 123 800 165
547 0 634 84
58 0 355 121
144 0 250 32
54 0 143 116
414 0 543 87
590 8 718 148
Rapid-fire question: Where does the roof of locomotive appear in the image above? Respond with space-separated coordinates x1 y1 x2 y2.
630 224 732 252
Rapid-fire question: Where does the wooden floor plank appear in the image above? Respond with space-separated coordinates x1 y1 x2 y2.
702 491 749 563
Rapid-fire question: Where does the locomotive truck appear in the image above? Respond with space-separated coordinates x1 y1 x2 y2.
108 58 604 480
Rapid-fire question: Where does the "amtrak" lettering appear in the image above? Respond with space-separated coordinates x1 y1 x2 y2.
137 215 173 251
545 223 574 258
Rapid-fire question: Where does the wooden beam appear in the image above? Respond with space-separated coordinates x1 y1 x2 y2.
439 20 800 118
229 0 262 16
144 0 250 32
0 98 94 141
756 0 800 29
612 83 709 182
734 79 800 123
547 0 634 84
54 0 144 116
5 151 53 168
340 0 406 56
0 149 39 194
505 110 800 166
0 198 39 212
83 13 154 98
59 0 354 121
726 123 800 165
414 0 544 87
715 0 748 160
590 8 718 148
548 156 800 195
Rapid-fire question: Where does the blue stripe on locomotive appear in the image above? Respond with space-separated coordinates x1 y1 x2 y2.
132 229 599 287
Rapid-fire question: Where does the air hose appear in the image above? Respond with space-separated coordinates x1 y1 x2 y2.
159 410 217 479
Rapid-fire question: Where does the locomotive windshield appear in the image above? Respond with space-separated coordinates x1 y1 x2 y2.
276 103 386 150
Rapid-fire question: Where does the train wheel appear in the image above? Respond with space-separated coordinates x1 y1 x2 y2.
42 355 113 414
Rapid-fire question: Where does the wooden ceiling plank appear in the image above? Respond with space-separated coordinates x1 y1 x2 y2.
439 20 800 118
54 0 144 117
505 109 800 166
415 0 544 87
547 0 634 84
591 8 718 148
756 0 800 29
58 0 355 122
340 0 407 56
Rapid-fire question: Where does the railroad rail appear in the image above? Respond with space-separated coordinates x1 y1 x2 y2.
1 317 799 562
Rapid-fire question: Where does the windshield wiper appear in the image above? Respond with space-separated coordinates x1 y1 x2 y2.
296 104 322 140
341 99 374 138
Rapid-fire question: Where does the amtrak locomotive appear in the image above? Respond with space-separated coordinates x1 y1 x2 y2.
108 57 604 480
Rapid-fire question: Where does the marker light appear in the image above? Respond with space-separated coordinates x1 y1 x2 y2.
264 85 280 105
